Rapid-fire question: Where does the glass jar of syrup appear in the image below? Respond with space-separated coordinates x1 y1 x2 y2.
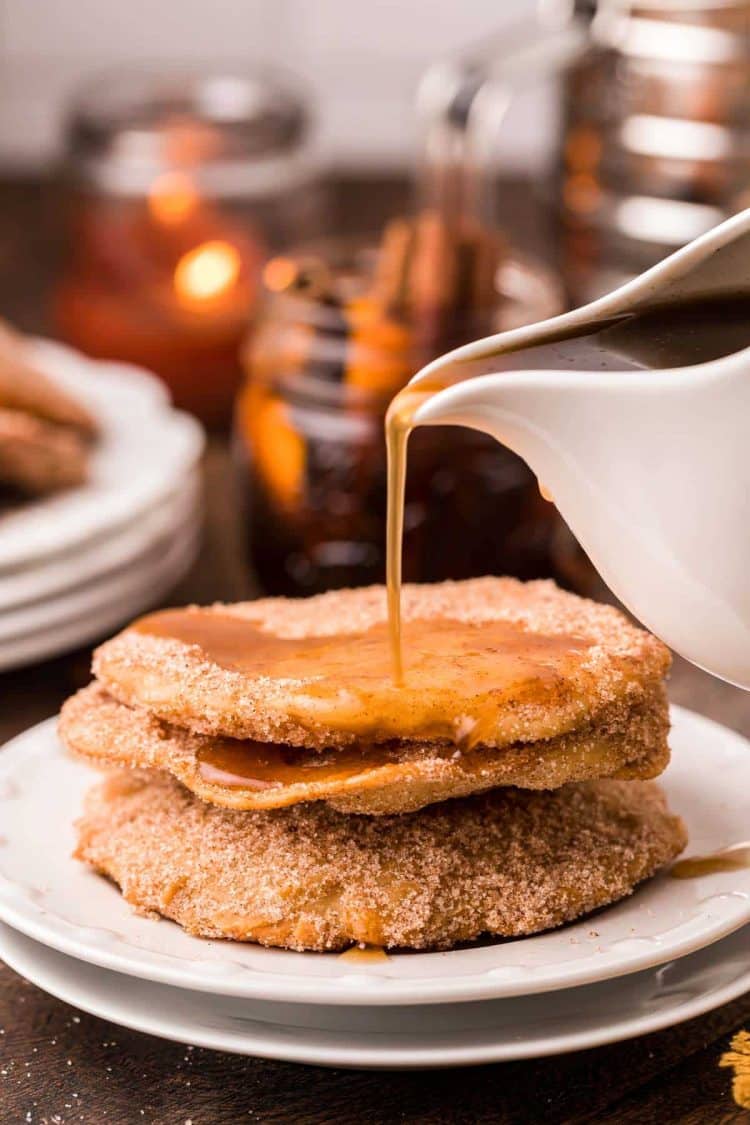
234 221 567 596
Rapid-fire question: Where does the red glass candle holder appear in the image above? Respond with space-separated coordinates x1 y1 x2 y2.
54 67 320 428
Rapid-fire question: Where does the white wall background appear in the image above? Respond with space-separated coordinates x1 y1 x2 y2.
0 0 552 171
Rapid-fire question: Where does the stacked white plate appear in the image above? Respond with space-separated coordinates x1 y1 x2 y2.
0 339 204 671
0 707 749 1068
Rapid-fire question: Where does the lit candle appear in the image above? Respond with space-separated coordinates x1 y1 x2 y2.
174 241 243 306
55 188 261 429
55 67 316 426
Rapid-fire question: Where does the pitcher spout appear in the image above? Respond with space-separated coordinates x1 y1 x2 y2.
397 207 750 686
411 359 750 688
411 367 616 487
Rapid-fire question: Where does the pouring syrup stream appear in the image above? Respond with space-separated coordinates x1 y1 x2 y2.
386 372 457 683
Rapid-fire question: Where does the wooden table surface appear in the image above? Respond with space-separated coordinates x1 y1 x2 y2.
0 177 748 1124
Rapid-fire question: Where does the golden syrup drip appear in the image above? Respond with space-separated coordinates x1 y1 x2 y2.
384 363 560 682
670 843 750 879
384 406 408 685
338 944 388 963
196 739 396 790
133 609 589 745
385 369 468 684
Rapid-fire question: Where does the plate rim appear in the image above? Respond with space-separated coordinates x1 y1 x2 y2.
0 537 199 672
1 920 748 1068
0 343 204 570
0 471 201 611
0 706 749 1007
0 518 200 641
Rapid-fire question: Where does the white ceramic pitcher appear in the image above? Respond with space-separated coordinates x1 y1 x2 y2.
407 209 750 688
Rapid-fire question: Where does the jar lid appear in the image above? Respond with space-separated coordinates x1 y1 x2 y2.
65 65 313 197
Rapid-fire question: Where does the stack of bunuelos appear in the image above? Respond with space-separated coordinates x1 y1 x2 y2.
60 577 686 952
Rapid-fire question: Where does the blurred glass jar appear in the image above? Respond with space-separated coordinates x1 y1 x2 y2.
54 66 321 428
559 0 750 302
418 1 750 308
234 227 567 596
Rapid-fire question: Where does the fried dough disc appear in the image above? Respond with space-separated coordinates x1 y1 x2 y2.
92 578 671 751
60 683 671 815
75 772 687 951
0 321 97 435
0 408 90 495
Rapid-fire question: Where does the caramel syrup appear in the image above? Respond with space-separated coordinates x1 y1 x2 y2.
338 944 388 963
385 372 456 683
670 842 750 879
133 609 588 745
197 739 397 790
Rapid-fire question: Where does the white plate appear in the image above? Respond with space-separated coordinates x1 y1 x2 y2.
0 338 204 570
0 512 201 641
0 530 199 671
27 338 169 411
1 921 748 1069
0 472 201 611
0 707 748 1006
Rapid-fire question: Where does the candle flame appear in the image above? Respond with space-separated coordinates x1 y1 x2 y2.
149 172 198 225
174 241 241 303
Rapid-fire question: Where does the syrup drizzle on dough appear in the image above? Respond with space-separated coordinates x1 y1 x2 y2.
133 608 590 747
196 738 397 790
95 579 672 749
59 680 671 816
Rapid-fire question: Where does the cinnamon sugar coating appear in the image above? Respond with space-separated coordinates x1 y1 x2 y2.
0 323 97 495
75 772 687 951
0 408 90 495
60 682 671 815
92 578 671 750
0 321 97 436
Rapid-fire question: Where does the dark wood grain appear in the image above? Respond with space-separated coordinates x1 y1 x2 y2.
0 176 748 1125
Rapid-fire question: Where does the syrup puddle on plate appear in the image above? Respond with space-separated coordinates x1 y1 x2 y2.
670 842 750 879
338 944 389 963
